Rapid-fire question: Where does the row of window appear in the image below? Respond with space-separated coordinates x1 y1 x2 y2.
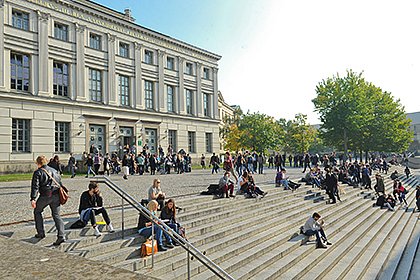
11 119 213 154
10 52 212 116
11 9 212 78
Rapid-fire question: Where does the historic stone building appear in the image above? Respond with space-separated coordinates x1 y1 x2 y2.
0 0 221 172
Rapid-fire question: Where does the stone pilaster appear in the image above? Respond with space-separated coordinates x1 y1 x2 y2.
212 68 219 119
107 33 116 106
178 57 185 114
196 62 203 117
0 1 5 89
158 50 165 112
134 42 144 109
75 23 87 101
37 10 50 96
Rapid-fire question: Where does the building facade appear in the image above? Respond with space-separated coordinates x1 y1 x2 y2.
0 0 221 172
407 112 420 154
217 91 236 153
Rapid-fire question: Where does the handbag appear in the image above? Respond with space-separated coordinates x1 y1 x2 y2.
141 239 158 257
41 168 69 205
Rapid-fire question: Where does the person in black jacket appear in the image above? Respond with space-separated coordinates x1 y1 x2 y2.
31 155 65 246
78 182 114 236
160 199 183 243
416 185 420 212
325 168 340 204
48 155 63 175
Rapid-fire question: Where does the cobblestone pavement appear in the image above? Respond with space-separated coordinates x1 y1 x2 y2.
0 167 305 226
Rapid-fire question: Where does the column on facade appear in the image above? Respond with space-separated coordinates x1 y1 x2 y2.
37 10 50 96
178 57 185 114
75 23 87 101
107 33 116 106
158 50 165 112
212 67 219 119
134 42 144 109
0 1 5 89
196 62 203 117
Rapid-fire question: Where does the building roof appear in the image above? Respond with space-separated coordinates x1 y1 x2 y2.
407 112 420 124
72 0 221 60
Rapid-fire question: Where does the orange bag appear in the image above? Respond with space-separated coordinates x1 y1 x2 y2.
141 239 158 257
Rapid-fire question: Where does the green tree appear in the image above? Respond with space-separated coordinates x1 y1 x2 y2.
313 70 412 160
284 114 317 154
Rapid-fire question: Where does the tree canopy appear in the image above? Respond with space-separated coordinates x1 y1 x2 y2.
313 70 412 158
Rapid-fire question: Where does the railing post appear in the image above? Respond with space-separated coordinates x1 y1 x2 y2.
151 215 155 268
187 250 191 280
121 197 125 239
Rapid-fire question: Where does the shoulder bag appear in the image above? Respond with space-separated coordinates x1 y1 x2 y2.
41 168 69 205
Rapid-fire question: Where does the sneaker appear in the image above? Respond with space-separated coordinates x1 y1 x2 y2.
229 194 236 198
94 226 102 237
53 237 65 246
106 224 115 233
157 245 167 252
326 241 332 245
262 192 268 198
316 242 327 249
34 233 46 239
165 243 174 249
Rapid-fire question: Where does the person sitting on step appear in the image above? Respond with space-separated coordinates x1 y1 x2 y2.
160 199 185 244
148 178 166 210
302 212 332 249
138 200 174 252
219 171 236 198
375 192 395 211
242 171 267 198
78 182 114 237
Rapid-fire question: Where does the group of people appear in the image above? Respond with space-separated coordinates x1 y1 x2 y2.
31 155 184 251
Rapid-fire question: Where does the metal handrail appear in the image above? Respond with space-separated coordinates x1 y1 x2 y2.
93 176 234 280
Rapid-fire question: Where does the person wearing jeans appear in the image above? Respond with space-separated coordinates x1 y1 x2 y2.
302 212 332 249
79 182 114 236
138 200 174 251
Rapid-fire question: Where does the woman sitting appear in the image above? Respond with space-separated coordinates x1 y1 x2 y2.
137 200 174 251
241 171 267 198
160 199 184 244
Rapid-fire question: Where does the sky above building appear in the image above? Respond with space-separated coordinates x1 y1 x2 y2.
97 0 420 124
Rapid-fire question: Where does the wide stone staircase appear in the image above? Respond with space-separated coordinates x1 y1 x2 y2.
1 167 419 280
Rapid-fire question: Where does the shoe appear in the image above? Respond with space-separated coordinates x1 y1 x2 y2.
94 226 102 237
326 241 332 245
165 243 174 249
85 175 88 178
34 233 46 239
157 245 167 252
229 194 236 198
316 243 327 249
53 237 65 246
262 192 268 198
123 176 128 180
106 224 115 233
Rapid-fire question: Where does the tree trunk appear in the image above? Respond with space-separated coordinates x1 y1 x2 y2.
343 129 348 163
365 150 369 163
360 150 363 163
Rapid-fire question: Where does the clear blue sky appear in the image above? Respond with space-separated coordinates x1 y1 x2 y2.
97 0 420 124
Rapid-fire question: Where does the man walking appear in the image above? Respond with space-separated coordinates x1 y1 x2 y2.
31 155 65 246
68 152 76 178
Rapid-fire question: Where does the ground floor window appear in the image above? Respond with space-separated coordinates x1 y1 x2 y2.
12 119 30 152
55 122 70 152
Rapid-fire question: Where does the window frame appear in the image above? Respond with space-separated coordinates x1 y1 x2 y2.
168 130 177 152
144 80 154 110
167 56 175 70
53 22 68 41
167 85 175 112
203 93 210 117
203 67 210 79
119 42 129 58
205 133 213 153
119 75 130 106
186 89 193 115
12 9 29 31
12 119 31 153
188 131 196 153
55 122 70 153
53 61 69 97
144 49 154 65
89 68 102 102
10 52 30 92
185 62 193 75
89 33 102 50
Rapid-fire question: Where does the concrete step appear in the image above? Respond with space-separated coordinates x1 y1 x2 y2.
237 180 400 280
287 186 417 280
392 217 420 280
162 187 368 280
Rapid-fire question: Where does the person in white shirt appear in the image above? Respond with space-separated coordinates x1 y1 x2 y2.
302 212 332 249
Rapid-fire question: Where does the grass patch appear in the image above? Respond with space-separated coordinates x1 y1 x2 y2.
0 173 72 182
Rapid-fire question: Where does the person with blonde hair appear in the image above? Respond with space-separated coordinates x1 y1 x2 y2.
30 155 65 246
148 178 166 210
137 200 174 251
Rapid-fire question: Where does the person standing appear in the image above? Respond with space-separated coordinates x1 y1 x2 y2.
302 153 311 173
210 153 220 174
48 155 63 175
78 182 114 237
103 153 111 176
325 168 340 204
257 153 265 174
68 153 76 178
31 155 65 246
200 154 206 169
85 154 95 178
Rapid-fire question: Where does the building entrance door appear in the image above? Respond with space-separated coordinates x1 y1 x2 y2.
89 124 106 154
145 128 157 155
